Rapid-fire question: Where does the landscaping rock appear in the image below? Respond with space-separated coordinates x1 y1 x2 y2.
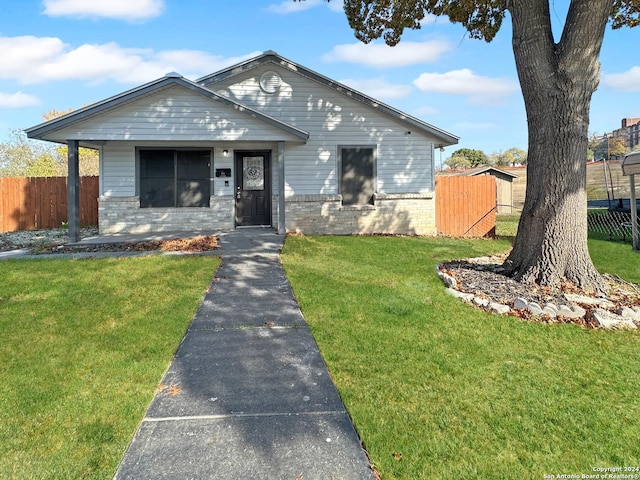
436 266 457 289
473 296 490 307
445 288 474 302
617 306 640 321
490 302 511 315
527 302 543 316
437 257 639 330
564 293 615 309
513 297 528 310
542 304 558 317
590 309 637 330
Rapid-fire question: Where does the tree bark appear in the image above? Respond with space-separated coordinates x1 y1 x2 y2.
504 0 611 293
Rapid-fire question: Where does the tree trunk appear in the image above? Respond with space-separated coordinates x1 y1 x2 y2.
504 0 611 293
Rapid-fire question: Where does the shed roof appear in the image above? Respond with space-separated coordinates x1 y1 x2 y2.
458 166 519 179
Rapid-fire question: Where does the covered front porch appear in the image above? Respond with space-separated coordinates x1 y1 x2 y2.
62 140 290 242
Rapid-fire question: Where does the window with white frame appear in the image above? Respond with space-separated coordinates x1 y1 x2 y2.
340 146 375 206
139 149 212 208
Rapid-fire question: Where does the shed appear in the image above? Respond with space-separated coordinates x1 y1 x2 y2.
25 51 458 241
459 166 518 214
622 150 640 250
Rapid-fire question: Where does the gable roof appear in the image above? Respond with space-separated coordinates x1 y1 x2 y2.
198 51 459 147
458 166 519 178
26 72 309 142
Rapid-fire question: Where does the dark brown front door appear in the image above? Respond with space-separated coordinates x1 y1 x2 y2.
235 151 271 226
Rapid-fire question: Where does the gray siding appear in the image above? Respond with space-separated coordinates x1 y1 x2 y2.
101 140 279 198
41 86 303 143
102 143 136 197
212 64 435 196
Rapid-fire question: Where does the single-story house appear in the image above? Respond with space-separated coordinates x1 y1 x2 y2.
26 51 458 240
457 166 518 214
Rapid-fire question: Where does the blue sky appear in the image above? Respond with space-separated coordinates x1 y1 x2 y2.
1 0 639 160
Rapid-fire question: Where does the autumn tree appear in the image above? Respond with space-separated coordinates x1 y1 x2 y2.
490 147 527 166
1 108 99 177
589 133 630 160
42 108 99 176
0 129 66 177
607 135 630 159
339 0 640 292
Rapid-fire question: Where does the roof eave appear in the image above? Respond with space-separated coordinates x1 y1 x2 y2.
26 74 309 143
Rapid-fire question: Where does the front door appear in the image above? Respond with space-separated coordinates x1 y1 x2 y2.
235 151 271 226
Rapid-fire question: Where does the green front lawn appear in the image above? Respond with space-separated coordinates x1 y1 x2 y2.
0 256 219 479
281 235 640 479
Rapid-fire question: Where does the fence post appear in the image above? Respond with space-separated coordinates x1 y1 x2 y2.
631 175 638 250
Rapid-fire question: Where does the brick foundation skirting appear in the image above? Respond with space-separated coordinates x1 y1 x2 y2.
98 193 436 235
98 196 235 234
284 193 436 235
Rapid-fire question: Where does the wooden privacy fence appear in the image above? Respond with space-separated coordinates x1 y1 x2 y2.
0 176 99 233
435 175 497 237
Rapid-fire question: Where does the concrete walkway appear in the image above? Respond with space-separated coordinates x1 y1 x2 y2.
113 229 376 479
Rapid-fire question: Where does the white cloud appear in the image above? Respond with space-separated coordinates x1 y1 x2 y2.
413 105 438 116
0 92 40 109
602 67 640 92
413 69 518 104
339 78 412 100
42 0 165 21
323 40 452 68
453 121 499 131
419 14 439 26
0 35 259 84
267 0 343 14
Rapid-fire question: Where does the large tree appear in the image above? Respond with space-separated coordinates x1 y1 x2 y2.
340 0 640 293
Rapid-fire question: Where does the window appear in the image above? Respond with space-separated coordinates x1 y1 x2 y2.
340 146 375 206
139 149 211 208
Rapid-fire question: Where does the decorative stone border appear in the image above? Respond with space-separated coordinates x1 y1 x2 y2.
436 261 640 330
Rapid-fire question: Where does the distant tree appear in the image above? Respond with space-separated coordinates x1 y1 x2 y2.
607 136 629 159
0 116 98 177
449 148 488 168
506 147 527 165
588 133 629 160
445 153 472 169
0 130 65 177
588 134 604 160
41 108 99 176
25 154 62 177
489 148 527 166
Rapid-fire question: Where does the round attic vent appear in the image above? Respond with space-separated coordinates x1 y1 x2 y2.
259 71 282 94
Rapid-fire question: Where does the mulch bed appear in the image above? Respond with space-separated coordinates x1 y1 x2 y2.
440 257 640 325
440 259 569 306
33 235 220 254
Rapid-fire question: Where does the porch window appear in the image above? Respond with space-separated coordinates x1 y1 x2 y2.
139 149 212 208
340 146 375 206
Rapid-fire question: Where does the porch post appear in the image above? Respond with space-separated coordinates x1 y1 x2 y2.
277 141 285 235
67 139 80 243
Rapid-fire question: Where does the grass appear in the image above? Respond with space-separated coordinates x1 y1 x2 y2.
0 255 219 479
281 234 640 479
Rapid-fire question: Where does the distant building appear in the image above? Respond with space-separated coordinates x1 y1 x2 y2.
614 117 640 150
